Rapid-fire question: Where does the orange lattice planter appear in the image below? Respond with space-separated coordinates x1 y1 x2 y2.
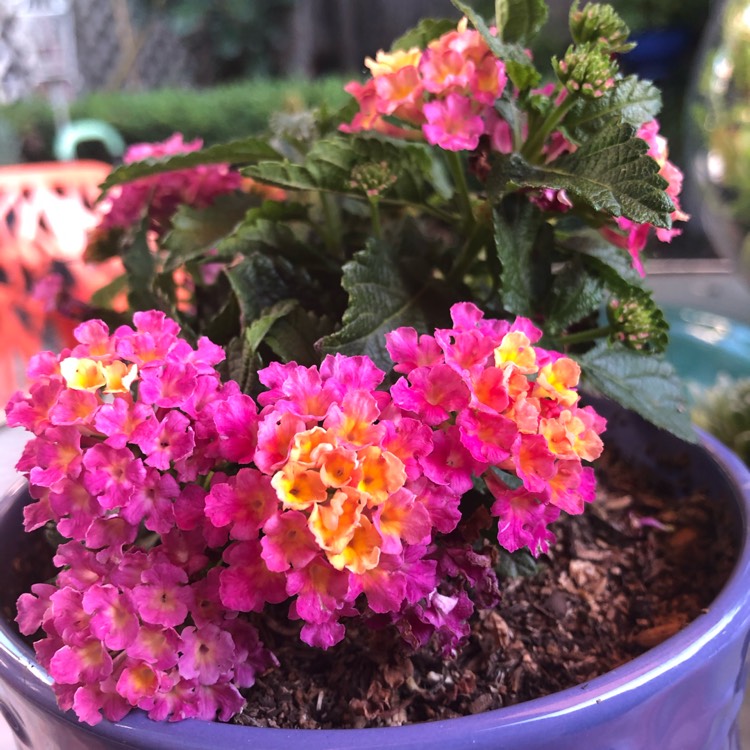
0 160 123 408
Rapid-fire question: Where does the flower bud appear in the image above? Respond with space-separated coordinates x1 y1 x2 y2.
348 161 398 198
607 292 669 352
569 2 635 54
553 42 618 99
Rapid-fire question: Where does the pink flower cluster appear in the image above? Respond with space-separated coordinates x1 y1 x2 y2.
340 19 509 152
8 312 274 724
7 304 605 725
96 133 243 236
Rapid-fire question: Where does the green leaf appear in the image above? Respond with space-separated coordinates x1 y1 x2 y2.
319 239 432 370
162 194 254 271
493 197 553 317
100 137 282 192
564 76 662 142
90 273 128 309
224 333 259 395
496 547 540 578
122 231 160 312
559 239 669 351
391 18 457 50
568 236 642 290
244 299 298 356
546 263 603 334
489 124 673 227
224 254 296 325
495 0 548 44
246 135 441 207
578 342 696 442
450 0 540 89
263 307 334 366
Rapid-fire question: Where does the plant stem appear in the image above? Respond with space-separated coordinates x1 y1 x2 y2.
446 222 485 285
445 150 475 230
520 92 577 163
368 197 382 240
320 193 343 258
557 325 611 346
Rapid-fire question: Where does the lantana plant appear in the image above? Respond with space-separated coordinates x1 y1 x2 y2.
7 0 693 728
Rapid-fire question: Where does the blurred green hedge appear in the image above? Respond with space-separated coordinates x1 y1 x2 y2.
0 77 350 162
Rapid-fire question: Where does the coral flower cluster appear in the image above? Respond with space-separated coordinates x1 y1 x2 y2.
7 305 605 725
341 19 508 152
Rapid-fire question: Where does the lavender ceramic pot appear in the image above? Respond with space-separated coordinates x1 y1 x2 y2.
1 401 749 750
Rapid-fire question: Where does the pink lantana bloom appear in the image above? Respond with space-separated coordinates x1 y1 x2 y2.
423 93 485 151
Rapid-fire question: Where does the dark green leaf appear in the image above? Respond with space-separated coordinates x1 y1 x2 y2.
493 198 553 317
557 238 669 351
546 263 603 334
489 124 673 227
578 342 696 442
263 308 334 366
162 194 253 272
495 0 548 44
100 137 282 192
496 547 540 578
568 236 642 289
122 231 160 312
391 18 457 51
223 333 259 394
224 254 295 324
319 239 433 370
564 76 662 142
244 299 299 356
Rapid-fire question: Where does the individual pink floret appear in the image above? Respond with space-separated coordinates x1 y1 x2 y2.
132 562 192 628
423 93 485 151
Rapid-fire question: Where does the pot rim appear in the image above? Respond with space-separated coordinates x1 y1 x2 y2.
0 428 749 748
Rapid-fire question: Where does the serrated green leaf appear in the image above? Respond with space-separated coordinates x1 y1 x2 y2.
451 0 540 89
546 264 603 334
244 299 298 356
224 254 295 325
100 137 282 192
578 342 696 442
495 0 548 44
244 161 318 191
493 198 553 316
564 76 661 142
391 18 457 51
246 135 441 207
559 238 669 351
211 201 317 262
162 194 253 272
319 239 432 370
223 333 260 395
490 124 673 227
264 308 333 366
568 235 642 289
